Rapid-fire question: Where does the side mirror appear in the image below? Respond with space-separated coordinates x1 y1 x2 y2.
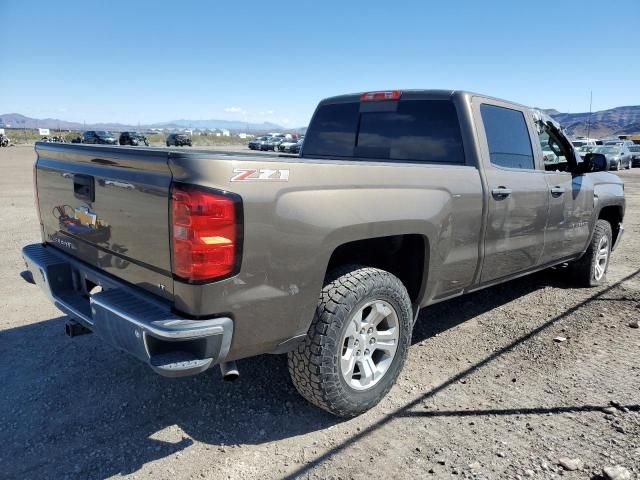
582 153 608 172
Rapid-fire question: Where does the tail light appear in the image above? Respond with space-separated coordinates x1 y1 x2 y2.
171 183 242 282
360 90 401 102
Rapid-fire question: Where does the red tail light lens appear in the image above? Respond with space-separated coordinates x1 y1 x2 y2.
360 90 401 102
171 184 241 282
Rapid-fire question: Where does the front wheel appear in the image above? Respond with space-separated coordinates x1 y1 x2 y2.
570 219 612 287
288 265 412 417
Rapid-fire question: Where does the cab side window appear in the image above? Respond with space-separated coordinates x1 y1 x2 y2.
481 104 534 170
537 125 572 172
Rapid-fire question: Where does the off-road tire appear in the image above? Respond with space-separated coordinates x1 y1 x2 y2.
571 219 613 287
288 265 412 417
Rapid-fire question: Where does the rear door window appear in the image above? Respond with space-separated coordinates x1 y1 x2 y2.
303 99 465 164
480 104 535 170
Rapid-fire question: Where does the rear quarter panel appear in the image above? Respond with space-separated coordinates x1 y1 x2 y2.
169 153 484 360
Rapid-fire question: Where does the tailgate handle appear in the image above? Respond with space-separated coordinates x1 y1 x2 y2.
73 174 95 202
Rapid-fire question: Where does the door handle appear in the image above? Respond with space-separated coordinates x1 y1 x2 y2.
550 186 565 196
491 187 512 199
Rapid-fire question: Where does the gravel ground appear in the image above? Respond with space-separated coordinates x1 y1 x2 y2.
1 145 638 480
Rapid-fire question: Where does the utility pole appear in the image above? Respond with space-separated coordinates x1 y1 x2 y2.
586 90 593 139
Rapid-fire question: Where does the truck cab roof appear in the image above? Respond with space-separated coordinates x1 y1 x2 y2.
317 89 530 110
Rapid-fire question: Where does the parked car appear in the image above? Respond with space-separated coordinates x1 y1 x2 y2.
119 131 149 146
23 89 625 418
577 145 598 160
289 140 303 155
265 136 285 151
593 145 632 170
248 136 268 150
257 136 274 151
540 139 558 164
82 131 117 145
277 139 300 152
166 133 192 147
604 140 635 147
571 138 598 148
629 145 640 167
42 136 66 143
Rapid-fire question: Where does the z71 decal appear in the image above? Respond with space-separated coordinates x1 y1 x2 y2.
230 168 290 182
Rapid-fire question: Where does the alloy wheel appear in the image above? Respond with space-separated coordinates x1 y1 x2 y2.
339 299 399 391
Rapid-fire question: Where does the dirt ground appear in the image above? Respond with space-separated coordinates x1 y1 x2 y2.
1 145 638 480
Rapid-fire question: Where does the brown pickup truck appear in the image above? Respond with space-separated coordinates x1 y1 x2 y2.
22 90 625 417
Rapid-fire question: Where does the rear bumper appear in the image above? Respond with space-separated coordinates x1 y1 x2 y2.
21 243 233 377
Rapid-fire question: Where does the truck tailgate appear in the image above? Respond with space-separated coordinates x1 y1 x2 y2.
34 143 174 299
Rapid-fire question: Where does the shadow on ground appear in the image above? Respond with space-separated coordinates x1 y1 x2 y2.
1 267 633 478
284 267 640 479
412 266 576 343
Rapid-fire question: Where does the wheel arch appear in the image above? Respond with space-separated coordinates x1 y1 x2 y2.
597 204 624 247
324 233 430 312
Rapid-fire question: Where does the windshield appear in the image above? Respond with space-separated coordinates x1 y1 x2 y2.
594 146 620 154
629 146 640 152
578 146 596 152
95 131 112 137
572 141 585 147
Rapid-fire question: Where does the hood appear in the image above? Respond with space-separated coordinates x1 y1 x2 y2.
589 170 624 187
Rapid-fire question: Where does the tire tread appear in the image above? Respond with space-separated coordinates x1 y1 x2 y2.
288 265 412 417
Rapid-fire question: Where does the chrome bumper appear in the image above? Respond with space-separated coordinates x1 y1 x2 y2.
21 243 233 377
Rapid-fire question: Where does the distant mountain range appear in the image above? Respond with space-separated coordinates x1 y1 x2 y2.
0 113 292 133
541 105 640 138
150 119 285 131
2 105 640 138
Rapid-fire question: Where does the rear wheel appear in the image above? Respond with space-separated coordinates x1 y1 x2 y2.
288 265 412 417
570 219 612 287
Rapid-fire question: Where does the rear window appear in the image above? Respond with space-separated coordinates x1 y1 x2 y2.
480 104 534 170
303 100 465 164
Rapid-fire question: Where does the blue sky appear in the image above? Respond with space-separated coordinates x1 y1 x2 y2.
1 0 639 127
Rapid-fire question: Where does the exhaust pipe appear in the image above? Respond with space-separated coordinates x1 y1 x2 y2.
220 361 239 381
65 320 92 337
